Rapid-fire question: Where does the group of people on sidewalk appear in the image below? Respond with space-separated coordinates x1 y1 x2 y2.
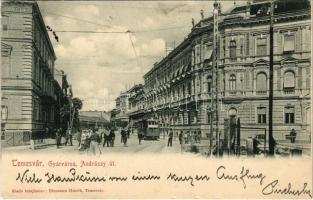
55 128 74 149
167 130 202 147
55 126 140 155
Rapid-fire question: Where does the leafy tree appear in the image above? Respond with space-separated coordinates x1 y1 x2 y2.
72 97 83 131
60 97 83 133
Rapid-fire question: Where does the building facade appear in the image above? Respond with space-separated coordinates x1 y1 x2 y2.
79 111 110 129
128 0 311 142
111 91 130 127
1 1 57 146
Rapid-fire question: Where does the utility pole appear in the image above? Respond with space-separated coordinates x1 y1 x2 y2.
268 0 275 156
213 0 220 156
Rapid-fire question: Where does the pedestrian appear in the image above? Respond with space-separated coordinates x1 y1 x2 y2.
127 128 131 139
89 129 101 155
120 128 123 143
138 131 143 144
187 131 191 144
102 128 110 147
184 132 188 144
55 128 62 149
290 129 297 143
109 129 115 147
121 128 127 147
77 129 82 148
197 130 201 143
79 130 88 151
179 131 183 145
64 129 73 146
168 129 173 147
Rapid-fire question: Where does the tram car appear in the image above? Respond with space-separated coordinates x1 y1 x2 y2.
137 119 160 140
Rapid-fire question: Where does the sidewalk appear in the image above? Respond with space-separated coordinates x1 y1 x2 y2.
2 138 56 152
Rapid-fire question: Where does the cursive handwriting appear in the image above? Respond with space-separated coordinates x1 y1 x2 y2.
216 165 266 189
167 173 210 186
45 168 106 183
262 180 312 198
132 172 160 181
16 169 42 183
14 166 311 198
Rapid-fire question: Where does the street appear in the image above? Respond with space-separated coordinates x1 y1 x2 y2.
3 134 182 155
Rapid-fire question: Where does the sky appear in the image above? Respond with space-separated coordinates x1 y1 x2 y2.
38 1 247 111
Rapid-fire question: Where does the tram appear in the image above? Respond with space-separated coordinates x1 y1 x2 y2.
137 119 160 140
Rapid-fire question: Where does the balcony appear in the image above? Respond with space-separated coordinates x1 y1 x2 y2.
256 91 267 95
283 88 295 94
229 91 237 96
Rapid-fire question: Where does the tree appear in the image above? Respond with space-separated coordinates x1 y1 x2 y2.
72 97 83 131
60 97 83 133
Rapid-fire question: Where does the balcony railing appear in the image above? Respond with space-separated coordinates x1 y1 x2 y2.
283 88 295 94
229 91 237 96
256 90 267 95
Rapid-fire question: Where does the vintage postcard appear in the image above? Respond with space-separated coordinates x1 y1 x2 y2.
1 0 312 199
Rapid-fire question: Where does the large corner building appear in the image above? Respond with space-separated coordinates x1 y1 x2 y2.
128 0 311 143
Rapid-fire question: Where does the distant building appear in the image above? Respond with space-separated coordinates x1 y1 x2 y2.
1 1 57 146
127 84 145 127
80 111 110 121
111 92 130 127
79 111 109 130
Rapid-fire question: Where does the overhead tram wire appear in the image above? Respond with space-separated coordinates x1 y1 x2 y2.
43 11 122 31
127 31 143 75
40 10 190 34
54 30 129 34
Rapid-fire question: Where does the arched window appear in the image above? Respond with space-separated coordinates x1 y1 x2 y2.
283 71 295 94
229 108 237 117
256 73 267 95
229 74 236 93
229 40 237 61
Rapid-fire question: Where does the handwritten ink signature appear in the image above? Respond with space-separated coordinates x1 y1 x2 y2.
262 180 312 198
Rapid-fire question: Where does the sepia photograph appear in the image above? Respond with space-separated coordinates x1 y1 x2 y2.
0 0 312 198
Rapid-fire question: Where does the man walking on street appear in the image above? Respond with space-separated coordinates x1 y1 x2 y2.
179 131 183 145
55 128 62 149
127 128 131 139
109 128 115 147
138 131 143 145
102 127 110 147
77 129 82 148
168 129 173 147
89 129 101 155
64 129 73 146
121 128 127 147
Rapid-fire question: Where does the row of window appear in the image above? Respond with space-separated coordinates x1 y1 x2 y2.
145 69 296 106
190 32 297 65
33 55 54 95
150 106 296 126
147 33 295 91
33 100 54 122
256 106 295 124
228 70 295 92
